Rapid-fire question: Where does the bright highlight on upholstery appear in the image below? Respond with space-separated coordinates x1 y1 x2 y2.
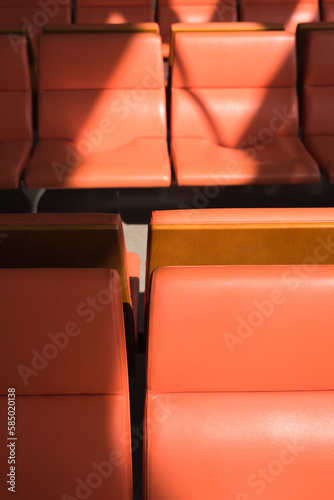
76 0 154 24
171 29 321 186
303 29 334 181
0 34 32 189
25 25 171 189
169 21 284 64
144 265 334 499
0 268 132 500
157 0 237 57
240 0 320 32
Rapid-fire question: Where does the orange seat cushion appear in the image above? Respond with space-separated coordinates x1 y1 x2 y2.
26 138 171 188
172 136 320 185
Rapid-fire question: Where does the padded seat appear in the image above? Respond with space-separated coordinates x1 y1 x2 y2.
26 138 170 188
144 265 334 499
0 213 140 371
303 30 334 181
172 136 319 185
171 30 320 186
0 268 132 500
0 35 32 189
240 0 319 32
25 27 171 189
76 0 154 23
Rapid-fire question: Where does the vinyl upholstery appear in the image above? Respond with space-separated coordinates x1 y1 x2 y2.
240 0 319 32
0 34 32 189
0 268 132 500
303 29 334 181
76 0 154 23
157 0 237 57
171 30 320 185
25 29 171 188
322 0 334 20
0 213 140 368
144 265 334 499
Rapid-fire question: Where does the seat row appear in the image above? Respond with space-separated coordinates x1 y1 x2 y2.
3 207 334 358
1 207 334 499
1 0 334 56
1 23 334 198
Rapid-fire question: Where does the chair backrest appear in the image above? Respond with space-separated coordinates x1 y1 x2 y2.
0 213 137 369
0 0 71 59
157 0 237 43
240 0 319 32
303 29 334 137
0 0 71 25
76 0 154 23
322 0 334 21
144 265 334 499
171 30 298 149
169 21 284 63
0 34 32 142
296 22 334 108
38 27 166 150
0 268 132 500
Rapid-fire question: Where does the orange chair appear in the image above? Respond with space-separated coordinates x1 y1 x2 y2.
240 0 319 32
157 0 237 57
25 25 171 189
0 34 33 190
322 0 334 20
0 0 71 56
144 265 334 499
76 0 154 24
0 0 71 24
171 29 320 186
0 268 132 499
303 29 334 181
0 213 140 371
